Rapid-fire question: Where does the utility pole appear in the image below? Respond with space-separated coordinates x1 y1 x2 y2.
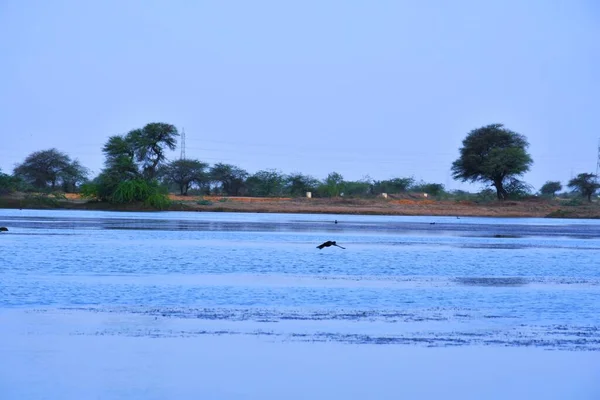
180 127 186 160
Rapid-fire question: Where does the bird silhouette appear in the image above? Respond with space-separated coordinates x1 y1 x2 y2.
0 227 8 232
317 240 345 249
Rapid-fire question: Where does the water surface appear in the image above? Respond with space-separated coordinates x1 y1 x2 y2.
1 209 599 350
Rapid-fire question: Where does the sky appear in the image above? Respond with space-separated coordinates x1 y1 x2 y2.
1 0 599 192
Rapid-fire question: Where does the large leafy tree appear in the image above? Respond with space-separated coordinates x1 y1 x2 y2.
13 148 88 191
101 123 178 180
160 159 209 195
81 122 176 208
210 163 248 196
567 173 600 202
451 124 533 200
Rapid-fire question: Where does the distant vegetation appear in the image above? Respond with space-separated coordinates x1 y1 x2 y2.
2 122 599 209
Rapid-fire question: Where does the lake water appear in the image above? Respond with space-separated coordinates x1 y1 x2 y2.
1 209 599 351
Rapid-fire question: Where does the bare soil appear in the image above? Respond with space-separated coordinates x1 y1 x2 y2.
2 193 598 219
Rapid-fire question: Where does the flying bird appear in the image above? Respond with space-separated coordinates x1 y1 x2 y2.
317 240 345 250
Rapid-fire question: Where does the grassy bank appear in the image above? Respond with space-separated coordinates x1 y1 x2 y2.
2 192 600 218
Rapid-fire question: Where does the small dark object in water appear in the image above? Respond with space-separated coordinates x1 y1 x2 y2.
0 227 7 232
334 220 338 224
430 222 436 225
317 240 345 250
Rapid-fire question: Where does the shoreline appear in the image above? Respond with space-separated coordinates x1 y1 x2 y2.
1 193 599 219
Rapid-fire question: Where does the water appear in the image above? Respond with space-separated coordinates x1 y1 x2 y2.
1 209 600 350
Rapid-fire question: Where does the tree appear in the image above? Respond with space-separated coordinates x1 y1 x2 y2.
129 123 179 179
567 173 600 202
102 135 138 179
0 169 27 195
372 177 414 194
80 122 177 209
451 124 533 200
160 159 209 195
245 169 286 197
284 173 320 197
343 180 372 197
411 181 446 197
60 159 90 192
319 172 344 197
540 181 562 197
503 178 534 199
13 148 88 191
210 163 248 196
101 123 178 180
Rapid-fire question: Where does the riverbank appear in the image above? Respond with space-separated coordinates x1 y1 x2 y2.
2 192 599 218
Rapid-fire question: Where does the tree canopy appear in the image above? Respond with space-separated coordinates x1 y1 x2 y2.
160 159 209 195
451 124 533 200
102 123 179 180
540 181 562 197
13 148 88 192
567 173 600 202
80 123 177 208
372 177 414 195
130 123 179 179
245 169 286 197
285 173 320 197
210 163 248 196
319 172 344 197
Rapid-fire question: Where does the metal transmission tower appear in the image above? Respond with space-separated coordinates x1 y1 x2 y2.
180 127 186 160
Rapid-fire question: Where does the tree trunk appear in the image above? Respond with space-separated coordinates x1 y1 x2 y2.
493 180 507 200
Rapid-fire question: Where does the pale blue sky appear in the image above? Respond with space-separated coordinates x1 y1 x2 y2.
1 0 598 191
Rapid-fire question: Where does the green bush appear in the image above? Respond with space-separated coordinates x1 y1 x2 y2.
79 182 100 199
81 178 170 210
144 192 171 210
111 179 170 209
0 171 30 195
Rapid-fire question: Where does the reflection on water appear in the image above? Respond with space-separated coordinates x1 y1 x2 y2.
1 209 600 350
